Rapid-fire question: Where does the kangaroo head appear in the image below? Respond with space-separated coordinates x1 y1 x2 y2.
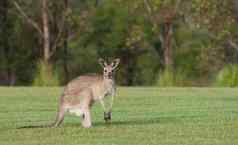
99 58 120 79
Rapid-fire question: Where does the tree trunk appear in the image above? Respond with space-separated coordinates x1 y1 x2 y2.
123 51 136 86
63 0 69 83
0 0 12 86
9 71 16 86
163 22 173 70
41 0 50 63
95 0 103 7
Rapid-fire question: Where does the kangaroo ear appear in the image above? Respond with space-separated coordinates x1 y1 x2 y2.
111 58 120 69
98 58 107 67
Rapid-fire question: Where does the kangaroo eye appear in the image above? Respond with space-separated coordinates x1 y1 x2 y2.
104 70 107 73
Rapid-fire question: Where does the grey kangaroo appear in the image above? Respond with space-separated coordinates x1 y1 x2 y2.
51 58 120 128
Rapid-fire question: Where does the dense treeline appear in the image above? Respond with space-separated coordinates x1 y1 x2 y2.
0 0 238 86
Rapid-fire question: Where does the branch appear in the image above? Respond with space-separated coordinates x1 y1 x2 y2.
174 0 182 13
50 15 66 57
50 0 72 57
50 1 72 58
13 1 43 37
143 0 159 29
228 39 238 51
144 0 153 15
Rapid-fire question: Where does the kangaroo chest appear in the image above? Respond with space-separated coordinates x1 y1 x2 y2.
92 79 115 100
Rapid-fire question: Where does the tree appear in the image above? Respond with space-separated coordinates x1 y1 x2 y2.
191 0 238 64
13 0 68 85
143 0 182 70
14 1 66 63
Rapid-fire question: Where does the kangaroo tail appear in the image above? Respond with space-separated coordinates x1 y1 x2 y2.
48 94 66 127
48 105 65 127
18 95 66 129
18 108 65 129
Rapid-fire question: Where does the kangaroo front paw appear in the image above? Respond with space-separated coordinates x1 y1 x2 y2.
82 123 92 128
81 110 92 128
82 120 92 128
104 111 111 122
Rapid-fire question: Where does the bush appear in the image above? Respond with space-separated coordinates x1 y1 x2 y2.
157 68 187 87
215 65 238 87
32 60 60 86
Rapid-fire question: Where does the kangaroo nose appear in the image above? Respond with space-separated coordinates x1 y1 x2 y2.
108 72 112 78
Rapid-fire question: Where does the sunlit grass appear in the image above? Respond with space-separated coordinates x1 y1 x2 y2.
0 87 238 145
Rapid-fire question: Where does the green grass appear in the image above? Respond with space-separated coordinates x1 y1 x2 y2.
0 87 238 145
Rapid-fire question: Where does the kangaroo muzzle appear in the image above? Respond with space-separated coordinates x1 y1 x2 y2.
108 72 113 79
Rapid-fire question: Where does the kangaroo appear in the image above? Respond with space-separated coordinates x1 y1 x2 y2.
51 58 120 128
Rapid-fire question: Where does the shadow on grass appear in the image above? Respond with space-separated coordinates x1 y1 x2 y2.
17 114 202 129
95 116 194 127
17 122 52 129
17 125 47 129
66 115 201 128
94 119 160 127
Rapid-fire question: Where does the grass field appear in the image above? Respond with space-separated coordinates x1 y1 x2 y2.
0 87 238 145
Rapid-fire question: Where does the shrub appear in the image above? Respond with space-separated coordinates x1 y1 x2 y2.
157 68 187 87
32 60 60 86
215 65 238 87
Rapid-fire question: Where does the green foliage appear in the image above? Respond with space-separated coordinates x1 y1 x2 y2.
157 69 175 86
134 51 159 85
80 3 129 56
215 65 238 87
1 0 238 86
32 61 60 86
157 69 187 87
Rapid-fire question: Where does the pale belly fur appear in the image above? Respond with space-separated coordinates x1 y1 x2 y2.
68 108 84 117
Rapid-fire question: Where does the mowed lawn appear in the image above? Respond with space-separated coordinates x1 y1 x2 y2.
0 87 238 145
